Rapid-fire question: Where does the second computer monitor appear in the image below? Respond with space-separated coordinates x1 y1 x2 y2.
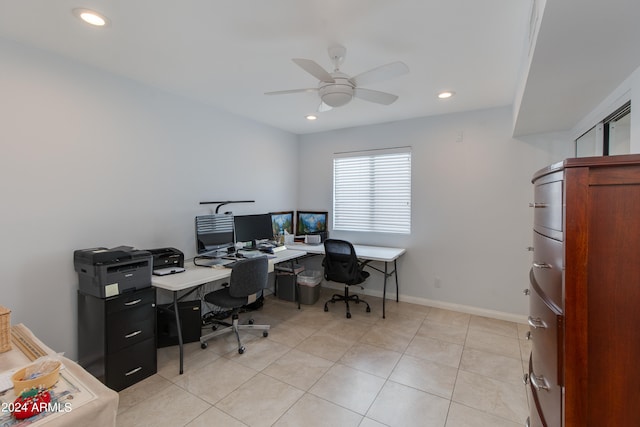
234 214 274 244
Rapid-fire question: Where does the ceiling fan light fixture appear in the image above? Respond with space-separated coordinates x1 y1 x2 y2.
319 80 354 107
73 8 110 27
321 92 352 108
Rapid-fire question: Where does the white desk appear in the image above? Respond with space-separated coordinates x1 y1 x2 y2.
152 249 306 374
288 243 406 318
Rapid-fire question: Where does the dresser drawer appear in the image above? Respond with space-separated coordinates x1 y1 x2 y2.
106 287 155 315
532 171 563 240
527 354 561 427
105 337 156 391
107 308 155 353
529 285 563 387
531 231 563 307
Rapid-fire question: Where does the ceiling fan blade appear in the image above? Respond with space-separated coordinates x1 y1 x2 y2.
317 102 333 113
264 88 318 95
292 58 335 83
349 61 409 87
353 88 398 105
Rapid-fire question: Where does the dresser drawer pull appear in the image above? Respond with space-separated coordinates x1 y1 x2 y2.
124 330 142 339
529 202 548 208
522 373 529 385
533 262 552 269
124 299 142 306
530 373 550 391
525 416 530 427
527 316 547 329
125 367 142 376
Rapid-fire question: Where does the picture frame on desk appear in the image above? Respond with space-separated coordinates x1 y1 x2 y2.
271 211 294 235
295 210 328 242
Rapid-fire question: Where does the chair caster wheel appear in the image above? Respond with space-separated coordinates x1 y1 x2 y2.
263 331 269 337
366 307 371 313
238 346 245 354
212 325 217 331
248 319 254 325
324 306 329 312
346 312 351 319
201 342 207 349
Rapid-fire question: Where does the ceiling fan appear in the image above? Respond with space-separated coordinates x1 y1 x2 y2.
265 45 409 112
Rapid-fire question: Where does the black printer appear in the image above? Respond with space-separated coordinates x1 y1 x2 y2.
74 246 153 298
146 247 184 271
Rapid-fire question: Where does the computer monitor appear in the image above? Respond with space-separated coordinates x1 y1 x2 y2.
234 214 274 244
195 214 235 257
296 211 328 235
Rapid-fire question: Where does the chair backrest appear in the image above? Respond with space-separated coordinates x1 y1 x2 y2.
228 256 269 298
323 239 362 285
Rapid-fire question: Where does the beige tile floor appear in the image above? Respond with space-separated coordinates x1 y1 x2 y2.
116 288 531 427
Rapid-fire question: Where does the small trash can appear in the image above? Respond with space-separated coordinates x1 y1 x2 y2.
297 270 322 305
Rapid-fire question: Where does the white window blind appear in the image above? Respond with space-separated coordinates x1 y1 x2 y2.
333 148 411 234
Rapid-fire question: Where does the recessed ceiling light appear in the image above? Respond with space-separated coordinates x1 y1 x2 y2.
73 8 110 27
438 91 455 99
306 115 317 121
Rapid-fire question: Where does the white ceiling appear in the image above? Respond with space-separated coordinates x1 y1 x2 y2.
0 1 638 136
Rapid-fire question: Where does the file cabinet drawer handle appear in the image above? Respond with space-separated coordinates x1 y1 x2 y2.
124 299 142 306
124 330 142 339
529 202 549 208
125 367 142 376
527 316 547 329
533 262 552 269
530 373 550 391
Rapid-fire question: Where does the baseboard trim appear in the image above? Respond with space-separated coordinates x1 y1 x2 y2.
321 282 527 324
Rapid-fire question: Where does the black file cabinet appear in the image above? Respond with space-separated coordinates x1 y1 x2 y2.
78 287 157 391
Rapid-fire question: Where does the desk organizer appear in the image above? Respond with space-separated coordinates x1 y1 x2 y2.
0 305 10 353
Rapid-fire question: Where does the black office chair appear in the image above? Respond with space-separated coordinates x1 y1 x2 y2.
200 257 270 354
323 239 371 318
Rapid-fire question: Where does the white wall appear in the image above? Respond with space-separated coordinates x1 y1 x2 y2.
298 108 573 320
0 35 577 361
0 38 298 360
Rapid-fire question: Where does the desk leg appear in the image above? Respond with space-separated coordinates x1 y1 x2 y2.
394 259 399 302
292 260 300 310
173 291 184 375
382 262 388 319
381 260 399 319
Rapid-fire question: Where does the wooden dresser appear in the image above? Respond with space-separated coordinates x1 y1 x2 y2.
527 154 640 426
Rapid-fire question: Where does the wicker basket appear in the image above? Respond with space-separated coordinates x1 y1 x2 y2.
0 306 11 353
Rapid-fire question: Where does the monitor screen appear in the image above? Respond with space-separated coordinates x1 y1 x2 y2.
234 214 274 243
195 214 235 256
296 211 328 235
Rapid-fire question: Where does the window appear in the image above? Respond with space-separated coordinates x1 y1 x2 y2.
576 101 630 157
333 147 411 234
